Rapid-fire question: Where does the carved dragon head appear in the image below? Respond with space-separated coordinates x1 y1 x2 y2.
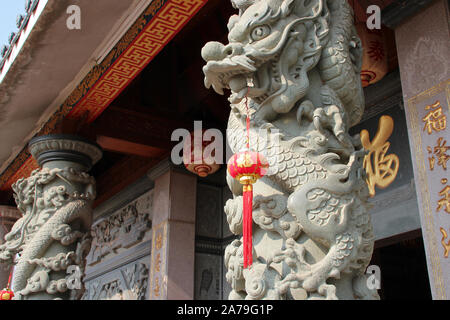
202 0 330 114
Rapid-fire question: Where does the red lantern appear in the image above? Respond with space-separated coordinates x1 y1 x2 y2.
356 23 388 87
183 129 221 177
228 149 268 268
0 288 14 300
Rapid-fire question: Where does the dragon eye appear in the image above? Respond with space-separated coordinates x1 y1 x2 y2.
251 25 271 41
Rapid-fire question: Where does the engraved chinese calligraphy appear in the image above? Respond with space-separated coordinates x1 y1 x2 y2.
437 179 450 214
427 137 449 171
149 221 167 299
418 97 450 260
440 227 450 258
423 101 447 135
361 115 400 197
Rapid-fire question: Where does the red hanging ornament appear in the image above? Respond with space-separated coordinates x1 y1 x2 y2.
0 288 14 300
0 270 14 300
227 150 268 268
227 93 268 268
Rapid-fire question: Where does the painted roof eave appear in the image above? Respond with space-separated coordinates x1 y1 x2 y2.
0 0 209 191
0 0 153 176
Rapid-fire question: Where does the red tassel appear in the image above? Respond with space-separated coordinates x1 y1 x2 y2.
7 269 12 289
243 184 253 268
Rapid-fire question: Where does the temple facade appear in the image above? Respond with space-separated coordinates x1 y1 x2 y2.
0 0 448 300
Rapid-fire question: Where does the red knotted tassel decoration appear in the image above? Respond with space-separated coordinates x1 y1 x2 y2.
243 184 253 267
228 151 267 268
227 95 268 268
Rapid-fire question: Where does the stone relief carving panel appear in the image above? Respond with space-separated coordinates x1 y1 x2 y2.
86 190 153 266
83 257 150 300
83 189 153 300
403 37 447 97
396 0 450 98
195 181 240 300
196 184 222 239
194 253 222 300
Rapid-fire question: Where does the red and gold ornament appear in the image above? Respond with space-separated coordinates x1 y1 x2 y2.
228 150 268 268
0 271 14 300
227 93 269 268
0 288 14 300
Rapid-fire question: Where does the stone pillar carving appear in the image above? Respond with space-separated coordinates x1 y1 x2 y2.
394 0 450 299
201 0 378 299
0 135 102 300
147 162 197 299
0 206 22 289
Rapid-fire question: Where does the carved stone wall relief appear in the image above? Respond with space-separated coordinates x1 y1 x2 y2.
83 189 153 300
86 190 153 267
195 253 222 300
83 258 150 300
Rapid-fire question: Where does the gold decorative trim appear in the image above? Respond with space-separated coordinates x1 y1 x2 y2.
149 220 168 300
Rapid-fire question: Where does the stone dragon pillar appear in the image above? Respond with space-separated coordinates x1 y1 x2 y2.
0 135 102 300
0 206 22 289
201 0 379 299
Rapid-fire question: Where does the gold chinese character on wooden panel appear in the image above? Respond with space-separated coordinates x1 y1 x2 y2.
422 101 447 134
155 232 163 250
437 178 450 214
440 227 450 258
361 115 400 197
155 253 161 272
153 276 161 297
427 137 449 171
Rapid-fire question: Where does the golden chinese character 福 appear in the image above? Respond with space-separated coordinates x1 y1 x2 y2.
422 101 446 135
361 115 400 197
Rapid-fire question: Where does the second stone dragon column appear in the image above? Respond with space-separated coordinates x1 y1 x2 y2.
0 134 102 300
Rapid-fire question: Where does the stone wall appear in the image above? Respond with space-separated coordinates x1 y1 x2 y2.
83 188 153 300
194 168 235 300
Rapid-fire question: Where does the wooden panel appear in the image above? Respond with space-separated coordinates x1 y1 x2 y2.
97 136 165 158
94 106 192 149
94 152 169 207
